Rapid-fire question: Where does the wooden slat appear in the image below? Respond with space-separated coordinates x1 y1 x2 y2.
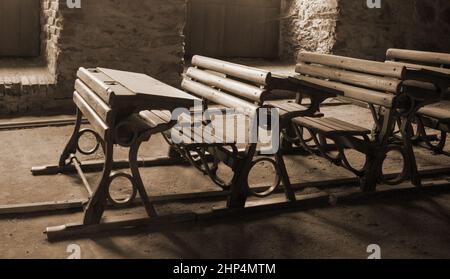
386 61 450 76
186 67 268 102
297 52 405 79
296 62 401 93
266 100 308 114
318 118 370 135
418 106 450 123
74 80 112 123
139 111 172 128
192 55 271 85
294 117 339 135
182 79 259 114
387 49 450 66
299 76 395 108
77 68 120 105
294 117 369 136
73 92 109 139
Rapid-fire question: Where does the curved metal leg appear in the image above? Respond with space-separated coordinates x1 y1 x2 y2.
83 139 114 225
129 137 157 217
275 151 296 201
59 109 83 167
360 153 383 192
400 117 421 187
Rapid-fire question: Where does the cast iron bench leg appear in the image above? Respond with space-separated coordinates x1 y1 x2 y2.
59 109 84 167
83 139 114 225
83 132 158 225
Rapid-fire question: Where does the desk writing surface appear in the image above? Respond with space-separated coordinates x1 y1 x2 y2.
97 68 199 110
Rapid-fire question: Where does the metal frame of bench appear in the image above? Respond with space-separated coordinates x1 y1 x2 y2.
28 56 450 240
288 51 449 191
31 59 335 239
386 49 450 153
33 67 199 226
157 55 335 208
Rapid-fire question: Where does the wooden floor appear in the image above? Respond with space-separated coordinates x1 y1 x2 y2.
0 103 450 258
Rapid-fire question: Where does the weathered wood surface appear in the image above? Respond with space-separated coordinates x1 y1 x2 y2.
77 67 199 110
298 52 406 79
192 55 271 85
297 76 395 108
387 49 450 66
296 62 401 93
294 117 370 137
186 67 268 102
418 106 450 123
73 91 109 140
181 79 259 113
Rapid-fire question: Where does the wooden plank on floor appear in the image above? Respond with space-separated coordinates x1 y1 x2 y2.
0 199 86 215
45 212 197 241
45 178 450 241
7 165 450 217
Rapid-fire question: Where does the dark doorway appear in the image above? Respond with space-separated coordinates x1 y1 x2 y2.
0 0 40 57
185 0 280 58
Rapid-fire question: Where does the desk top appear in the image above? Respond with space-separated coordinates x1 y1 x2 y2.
77 67 199 111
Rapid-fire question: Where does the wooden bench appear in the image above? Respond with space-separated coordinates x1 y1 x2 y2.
33 67 199 225
386 49 450 153
291 51 447 191
34 56 339 237
153 55 335 208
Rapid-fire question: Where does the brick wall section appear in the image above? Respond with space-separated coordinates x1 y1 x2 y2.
1 0 186 115
56 0 186 99
281 0 450 62
42 0 61 78
280 0 338 61
334 0 450 60
0 0 58 114
2 0 450 115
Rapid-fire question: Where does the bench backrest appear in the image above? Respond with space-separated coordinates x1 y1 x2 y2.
386 49 450 95
295 52 405 108
182 55 276 115
386 49 450 71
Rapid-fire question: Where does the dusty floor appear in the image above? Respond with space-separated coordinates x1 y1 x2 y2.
0 103 450 259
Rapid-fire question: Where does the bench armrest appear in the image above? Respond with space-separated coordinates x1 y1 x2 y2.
288 76 343 99
404 68 450 98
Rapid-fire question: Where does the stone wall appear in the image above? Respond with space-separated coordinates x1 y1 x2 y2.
2 0 450 115
56 0 186 98
281 0 450 61
334 0 450 60
0 0 186 115
280 0 339 61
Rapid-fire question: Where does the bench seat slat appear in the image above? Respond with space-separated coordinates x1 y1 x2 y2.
139 110 172 128
266 100 308 115
418 105 450 124
170 124 229 147
294 117 370 137
317 117 370 134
